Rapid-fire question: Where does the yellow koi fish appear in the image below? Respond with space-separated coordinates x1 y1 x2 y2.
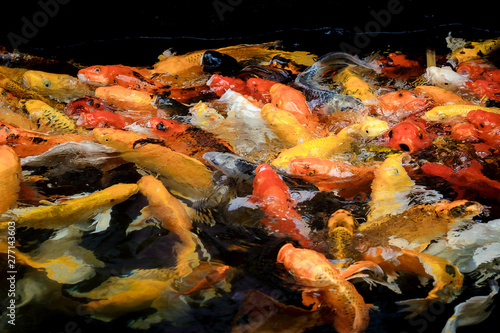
23 70 94 103
5 183 139 229
367 153 414 222
333 67 376 102
449 37 500 63
18 99 85 134
94 85 157 112
260 103 317 146
133 175 199 277
93 128 214 199
0 145 22 214
271 117 388 170
423 104 500 122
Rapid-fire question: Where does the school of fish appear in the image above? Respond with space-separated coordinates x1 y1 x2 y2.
1 36 500 332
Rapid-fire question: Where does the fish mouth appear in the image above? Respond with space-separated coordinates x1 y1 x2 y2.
77 73 88 82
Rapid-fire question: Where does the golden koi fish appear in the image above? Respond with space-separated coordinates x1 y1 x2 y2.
0 145 22 214
367 153 414 222
449 37 500 63
18 99 85 134
4 183 139 229
423 104 500 122
260 103 317 146
277 243 371 333
23 70 94 103
333 67 376 102
93 128 214 199
271 116 388 170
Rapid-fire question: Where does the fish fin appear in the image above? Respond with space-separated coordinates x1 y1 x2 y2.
126 206 160 234
341 260 384 279
396 298 433 318
91 208 113 233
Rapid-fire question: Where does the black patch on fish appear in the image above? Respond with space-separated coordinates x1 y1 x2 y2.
445 264 456 277
132 138 166 149
155 94 190 116
201 50 241 76
30 136 47 144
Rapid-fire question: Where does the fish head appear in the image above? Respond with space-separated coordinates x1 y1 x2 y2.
92 127 144 150
23 70 52 91
377 154 414 187
270 83 310 115
434 200 483 221
65 97 111 117
466 109 500 131
78 65 112 85
327 209 358 235
450 122 480 142
358 117 389 138
384 118 433 153
148 117 184 136
252 164 289 203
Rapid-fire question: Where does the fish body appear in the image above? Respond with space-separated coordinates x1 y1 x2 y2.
147 117 234 163
295 52 375 112
260 103 316 146
77 65 151 86
0 145 21 214
94 85 156 112
421 160 500 200
376 90 429 121
422 104 500 122
466 79 500 102
22 70 94 103
413 85 471 106
287 157 376 194
270 83 311 115
251 164 312 248
382 118 434 153
18 99 84 134
207 74 249 97
0 121 94 158
450 37 500 63
65 96 120 117
277 243 370 333
7 183 139 229
326 210 362 267
375 53 423 79
367 154 414 221
271 117 388 170
360 200 483 249
189 101 225 130
456 59 496 81
333 67 376 102
202 152 256 183
93 128 214 198
75 111 134 129
467 109 500 146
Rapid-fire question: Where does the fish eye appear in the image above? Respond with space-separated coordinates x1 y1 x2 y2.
419 133 423 139
95 103 101 109
387 130 393 138
43 80 51 88
94 67 100 73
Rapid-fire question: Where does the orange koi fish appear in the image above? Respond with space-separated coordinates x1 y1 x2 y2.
376 90 429 122
250 164 312 248
287 157 376 195
77 65 152 86
375 53 424 79
270 83 311 116
75 111 135 129
467 109 500 147
0 145 22 214
413 85 471 107
381 117 435 153
147 117 234 164
0 122 94 158
94 85 157 112
277 243 371 333
421 160 500 200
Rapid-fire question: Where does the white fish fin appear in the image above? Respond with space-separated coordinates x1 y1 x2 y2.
441 280 499 333
91 208 113 233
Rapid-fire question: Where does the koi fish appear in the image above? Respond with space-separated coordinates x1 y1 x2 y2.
367 154 414 221
271 116 388 170
421 160 500 200
333 67 376 102
202 152 257 184
456 59 496 81
250 164 312 248
94 85 157 113
189 101 225 130
0 145 21 214
287 157 377 194
75 111 135 129
361 246 463 317
424 66 470 90
450 122 480 142
381 117 435 153
466 79 500 102
295 52 371 112
18 99 85 134
147 117 234 163
467 109 500 146
375 53 424 79
159 85 218 103
260 103 317 146
65 96 120 116
277 243 371 333
0 122 94 158
201 50 242 76
245 77 276 103
135 175 199 277
413 85 471 106
93 128 214 199
360 199 483 250
422 104 500 122
269 55 307 75
4 183 139 229
0 72 65 110
270 83 312 116
376 90 429 122
449 37 500 63
77 64 151 86
22 70 94 103
326 209 362 268
207 74 249 97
